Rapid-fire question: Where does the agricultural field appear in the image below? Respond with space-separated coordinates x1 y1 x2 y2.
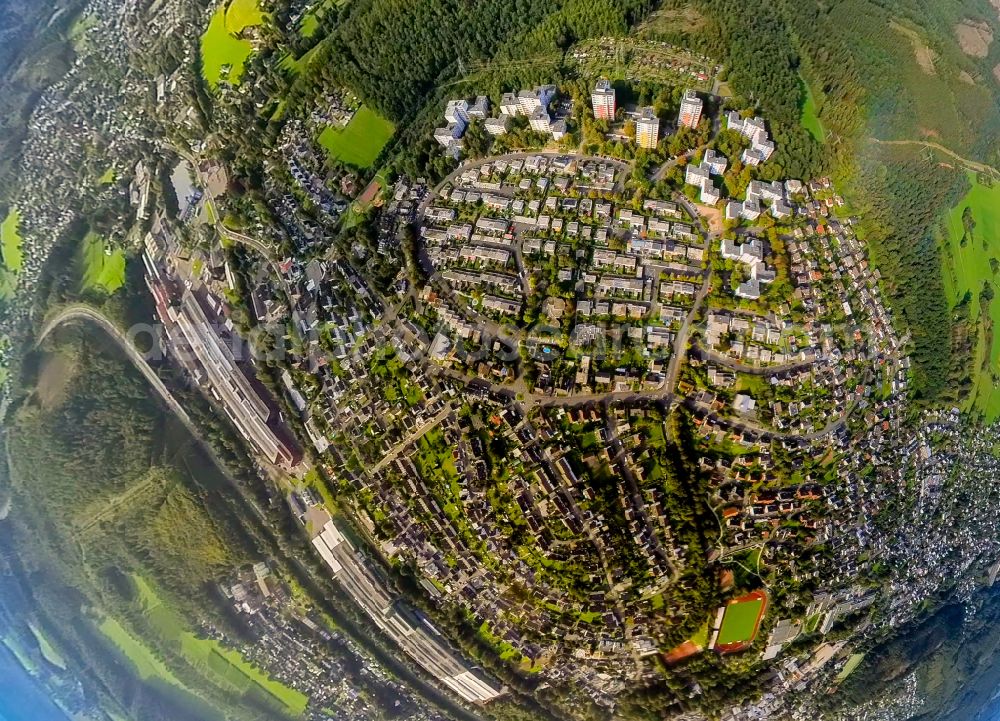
132 575 309 716
714 590 767 652
317 106 395 169
1 208 23 273
98 616 186 687
201 0 266 89
941 172 1000 419
79 232 126 294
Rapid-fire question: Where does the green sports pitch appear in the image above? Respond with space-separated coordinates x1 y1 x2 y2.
715 591 767 648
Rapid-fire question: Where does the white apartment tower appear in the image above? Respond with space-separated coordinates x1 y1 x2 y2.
678 90 703 128
592 78 616 120
636 107 660 149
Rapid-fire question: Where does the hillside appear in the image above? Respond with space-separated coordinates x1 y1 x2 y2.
685 0 1000 403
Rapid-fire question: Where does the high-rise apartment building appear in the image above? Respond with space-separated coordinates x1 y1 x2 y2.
591 78 616 120
636 107 660 149
678 89 703 128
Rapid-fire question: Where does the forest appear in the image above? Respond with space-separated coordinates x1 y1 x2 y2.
2 329 299 721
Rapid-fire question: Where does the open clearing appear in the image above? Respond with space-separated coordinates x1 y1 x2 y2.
1 209 23 273
890 20 937 75
98 616 185 686
318 106 395 169
800 74 824 142
836 652 866 682
941 172 1000 419
955 19 993 58
634 5 707 38
133 576 309 715
36 352 77 410
225 0 265 34
714 591 767 650
79 232 126 294
299 0 343 37
201 0 265 88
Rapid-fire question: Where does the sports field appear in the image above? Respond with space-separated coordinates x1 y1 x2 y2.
1 209 23 273
318 106 395 169
80 232 126 294
941 172 1000 419
714 590 767 651
201 0 265 88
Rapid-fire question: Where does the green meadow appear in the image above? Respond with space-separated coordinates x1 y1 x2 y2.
941 172 1000 419
201 0 266 88
79 232 126 294
98 616 186 686
133 576 309 715
318 106 395 169
225 0 265 33
1 209 24 273
28 623 67 670
799 74 824 142
300 12 321 38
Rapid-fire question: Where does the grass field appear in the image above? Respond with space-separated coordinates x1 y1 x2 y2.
716 592 766 647
318 106 395 169
98 617 185 686
28 623 67 670
836 652 866 682
279 41 323 76
941 172 1000 419
68 12 98 50
800 74 824 142
98 167 116 185
690 619 710 648
79 232 126 294
201 0 262 88
225 0 265 33
133 576 308 715
299 0 346 37
300 13 320 37
1 209 23 273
